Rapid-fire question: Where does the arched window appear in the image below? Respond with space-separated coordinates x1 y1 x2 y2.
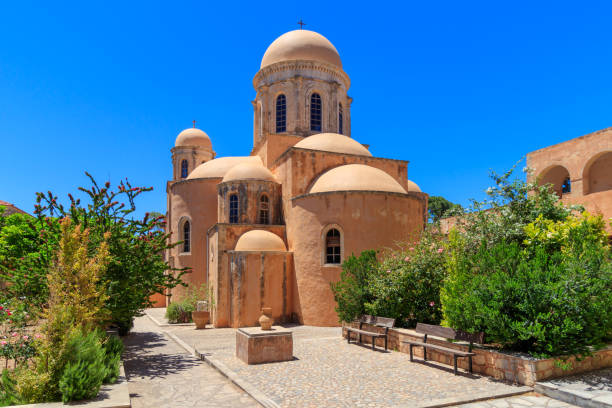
181 160 188 178
229 194 239 223
562 177 571 194
258 195 270 224
276 95 286 133
338 103 343 135
310 93 322 132
182 221 191 253
325 228 341 264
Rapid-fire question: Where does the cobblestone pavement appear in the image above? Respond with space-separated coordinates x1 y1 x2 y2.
453 394 578 407
122 315 260 408
164 319 533 408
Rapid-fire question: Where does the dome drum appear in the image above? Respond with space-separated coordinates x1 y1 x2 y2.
217 180 282 225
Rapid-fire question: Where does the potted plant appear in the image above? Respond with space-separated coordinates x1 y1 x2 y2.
192 300 209 329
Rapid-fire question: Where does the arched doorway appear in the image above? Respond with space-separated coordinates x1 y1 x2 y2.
538 165 571 197
583 151 612 195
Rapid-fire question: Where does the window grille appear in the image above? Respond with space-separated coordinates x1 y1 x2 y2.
183 221 190 252
326 228 341 264
276 95 286 133
310 93 322 131
181 160 188 178
338 103 343 135
259 195 270 224
229 194 239 223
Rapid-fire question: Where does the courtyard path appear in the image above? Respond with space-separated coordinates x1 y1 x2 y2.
122 315 260 408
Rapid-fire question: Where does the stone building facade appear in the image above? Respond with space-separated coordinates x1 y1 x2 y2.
165 29 428 327
527 127 612 234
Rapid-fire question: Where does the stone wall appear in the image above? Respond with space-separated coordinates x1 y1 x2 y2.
343 323 612 386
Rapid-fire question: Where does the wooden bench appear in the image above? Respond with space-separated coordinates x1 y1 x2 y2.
346 315 395 351
402 323 484 375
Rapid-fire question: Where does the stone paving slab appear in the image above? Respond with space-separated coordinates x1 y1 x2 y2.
123 315 259 408
163 319 533 408
144 307 194 327
535 368 612 408
452 394 579 407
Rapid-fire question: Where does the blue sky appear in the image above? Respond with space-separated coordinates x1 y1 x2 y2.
1 1 611 216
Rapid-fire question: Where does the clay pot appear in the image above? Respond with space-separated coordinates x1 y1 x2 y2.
192 311 210 329
259 307 273 330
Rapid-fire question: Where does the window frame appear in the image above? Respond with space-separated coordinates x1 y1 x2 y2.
180 159 189 179
276 94 287 133
338 103 343 135
229 194 239 224
258 194 270 224
321 224 343 266
310 93 322 132
180 218 191 254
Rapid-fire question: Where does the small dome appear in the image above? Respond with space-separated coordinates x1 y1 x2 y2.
222 162 277 183
187 156 262 179
294 133 372 157
235 230 287 252
261 30 342 69
175 127 212 150
310 164 407 194
407 180 422 192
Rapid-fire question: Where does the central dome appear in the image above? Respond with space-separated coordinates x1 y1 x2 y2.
261 30 342 69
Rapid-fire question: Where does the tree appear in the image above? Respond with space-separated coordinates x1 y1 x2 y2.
0 207 59 308
428 196 461 222
34 173 187 334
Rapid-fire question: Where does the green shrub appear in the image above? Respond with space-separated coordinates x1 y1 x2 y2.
442 213 612 358
59 329 106 403
365 231 446 328
331 250 378 323
166 283 210 323
165 302 191 323
0 369 19 407
101 334 123 384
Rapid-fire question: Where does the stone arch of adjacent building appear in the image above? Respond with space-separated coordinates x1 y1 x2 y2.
537 163 571 197
582 150 612 195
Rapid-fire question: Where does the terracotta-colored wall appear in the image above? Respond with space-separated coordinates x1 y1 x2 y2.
287 191 427 326
253 133 303 167
227 251 293 327
167 178 220 302
208 224 289 327
527 127 612 233
271 148 409 198
149 292 167 308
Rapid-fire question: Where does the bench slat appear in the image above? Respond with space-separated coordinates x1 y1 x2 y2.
416 323 484 344
403 340 474 357
346 328 386 337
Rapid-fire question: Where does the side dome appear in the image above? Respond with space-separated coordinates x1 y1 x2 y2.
222 162 277 183
310 164 407 194
175 127 212 150
187 156 262 179
407 180 422 192
294 133 371 157
261 30 342 69
235 230 287 252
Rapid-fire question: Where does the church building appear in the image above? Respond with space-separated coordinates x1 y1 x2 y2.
166 29 428 327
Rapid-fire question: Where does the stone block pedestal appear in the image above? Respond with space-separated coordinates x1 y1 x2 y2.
236 326 293 364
